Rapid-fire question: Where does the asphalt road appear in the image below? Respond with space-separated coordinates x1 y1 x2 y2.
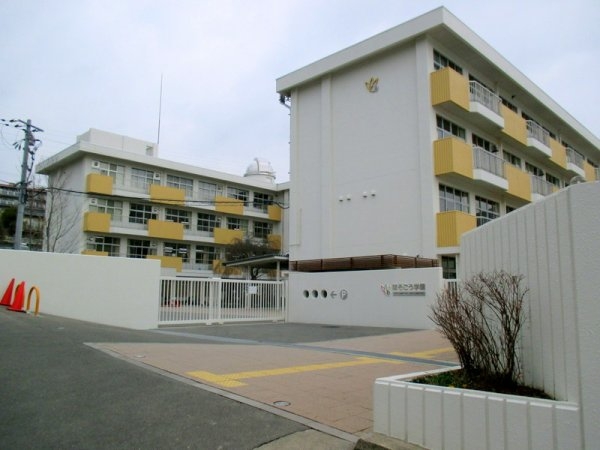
0 309 309 450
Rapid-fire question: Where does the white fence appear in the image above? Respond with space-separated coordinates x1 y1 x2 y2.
159 278 287 325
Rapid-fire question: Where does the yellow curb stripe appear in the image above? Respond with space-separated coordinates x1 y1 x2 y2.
187 356 403 388
390 347 455 359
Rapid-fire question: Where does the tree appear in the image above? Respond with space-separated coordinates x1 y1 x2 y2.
44 172 79 253
430 270 527 384
224 236 276 280
1 206 17 237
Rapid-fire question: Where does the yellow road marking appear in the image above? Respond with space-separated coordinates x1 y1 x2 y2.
390 347 455 359
187 356 403 387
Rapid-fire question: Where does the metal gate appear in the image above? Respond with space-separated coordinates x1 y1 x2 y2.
159 277 287 325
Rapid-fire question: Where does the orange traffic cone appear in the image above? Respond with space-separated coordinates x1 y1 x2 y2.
8 281 26 313
0 278 15 307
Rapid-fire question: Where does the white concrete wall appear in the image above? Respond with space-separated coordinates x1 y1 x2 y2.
374 373 582 450
289 40 438 262
288 267 442 328
0 250 160 329
459 182 600 448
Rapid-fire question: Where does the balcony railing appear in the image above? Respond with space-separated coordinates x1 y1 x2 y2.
469 81 501 115
473 147 505 178
531 176 554 196
526 120 550 147
566 147 585 169
595 167 600 181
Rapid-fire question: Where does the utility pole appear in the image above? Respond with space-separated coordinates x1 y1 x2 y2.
0 118 43 249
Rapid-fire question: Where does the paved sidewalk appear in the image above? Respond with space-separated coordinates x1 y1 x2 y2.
94 323 457 436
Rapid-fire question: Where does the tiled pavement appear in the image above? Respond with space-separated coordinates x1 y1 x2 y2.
92 327 458 437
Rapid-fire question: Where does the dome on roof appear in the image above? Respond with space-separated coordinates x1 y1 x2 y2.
244 157 276 183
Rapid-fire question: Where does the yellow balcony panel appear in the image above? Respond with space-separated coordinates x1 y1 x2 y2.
584 161 597 181
267 234 282 250
147 255 182 272
149 184 185 205
82 250 109 256
436 211 477 247
268 204 282 221
430 67 469 110
501 105 527 145
86 173 113 195
505 164 532 202
215 195 244 215
83 211 111 233
549 138 567 169
213 228 244 245
434 137 474 179
147 219 184 240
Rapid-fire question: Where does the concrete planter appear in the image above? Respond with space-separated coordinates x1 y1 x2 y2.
373 369 582 450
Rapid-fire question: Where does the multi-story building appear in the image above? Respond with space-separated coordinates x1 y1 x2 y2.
0 183 46 249
276 7 600 279
36 129 288 277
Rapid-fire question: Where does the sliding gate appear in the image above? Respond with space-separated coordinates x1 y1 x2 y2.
159 277 287 325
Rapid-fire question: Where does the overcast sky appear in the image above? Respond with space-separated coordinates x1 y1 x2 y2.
1 0 598 185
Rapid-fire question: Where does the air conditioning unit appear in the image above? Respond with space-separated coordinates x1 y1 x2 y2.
90 198 98 205
92 161 100 169
153 173 161 180
150 242 157 248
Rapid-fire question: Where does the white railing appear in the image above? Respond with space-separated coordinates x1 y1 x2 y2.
436 128 454 140
469 81 501 114
531 175 554 196
526 120 550 146
566 147 585 169
159 277 287 325
473 146 505 178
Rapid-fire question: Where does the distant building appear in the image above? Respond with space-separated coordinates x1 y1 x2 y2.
276 6 600 279
36 129 288 277
0 183 46 250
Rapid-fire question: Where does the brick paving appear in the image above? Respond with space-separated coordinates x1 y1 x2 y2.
94 328 458 435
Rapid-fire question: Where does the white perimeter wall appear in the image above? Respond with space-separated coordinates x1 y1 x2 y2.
0 251 160 329
288 267 442 329
460 182 600 448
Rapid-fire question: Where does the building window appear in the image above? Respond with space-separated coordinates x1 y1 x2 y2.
195 245 219 268
441 256 457 279
131 168 156 191
164 242 189 262
127 239 155 258
546 173 560 188
506 205 516 214
198 181 219 202
87 236 120 256
525 162 544 178
475 196 499 226
503 151 522 169
166 174 193 197
253 221 272 239
436 116 466 140
433 50 463 74
129 203 157 224
93 161 125 185
227 217 248 232
500 96 518 113
90 199 123 222
252 192 273 213
439 184 469 213
227 186 249 202
165 208 190 229
197 213 220 233
472 134 498 153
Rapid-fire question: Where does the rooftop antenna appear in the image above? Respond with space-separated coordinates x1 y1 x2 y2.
157 73 163 145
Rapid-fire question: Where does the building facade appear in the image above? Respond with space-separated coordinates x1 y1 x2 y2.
36 129 289 277
276 7 600 279
0 183 46 250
